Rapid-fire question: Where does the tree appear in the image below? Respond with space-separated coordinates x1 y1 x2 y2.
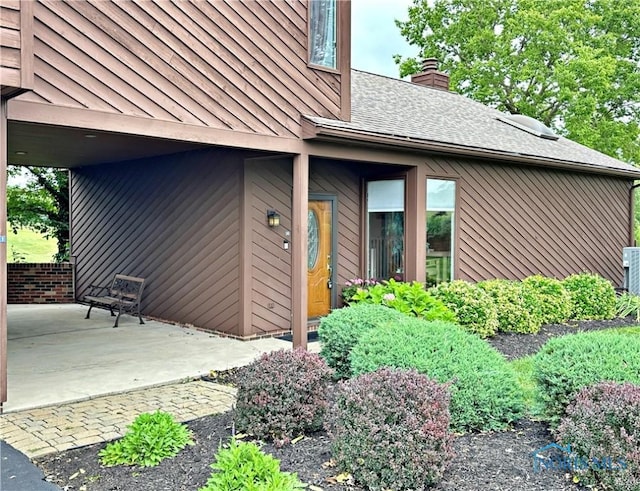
7 166 69 262
395 0 640 165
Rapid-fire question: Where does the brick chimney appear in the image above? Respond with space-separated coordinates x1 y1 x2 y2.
411 58 450 91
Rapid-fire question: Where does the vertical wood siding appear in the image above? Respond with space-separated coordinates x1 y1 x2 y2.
17 0 340 136
245 158 362 335
423 157 631 284
71 149 243 335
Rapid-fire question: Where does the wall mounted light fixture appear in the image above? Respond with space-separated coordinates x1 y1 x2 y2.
267 210 280 227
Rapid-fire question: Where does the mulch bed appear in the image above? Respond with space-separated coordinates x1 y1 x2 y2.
35 318 636 491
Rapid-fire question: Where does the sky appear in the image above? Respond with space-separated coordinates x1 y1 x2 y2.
351 0 416 79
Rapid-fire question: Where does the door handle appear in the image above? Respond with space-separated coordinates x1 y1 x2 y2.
327 280 333 289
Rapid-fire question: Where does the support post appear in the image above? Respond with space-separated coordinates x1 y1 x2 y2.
292 152 309 349
1 98 8 409
405 166 426 282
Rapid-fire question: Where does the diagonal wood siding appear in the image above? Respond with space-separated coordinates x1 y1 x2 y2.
71 148 243 334
423 157 631 284
15 0 341 136
245 158 362 335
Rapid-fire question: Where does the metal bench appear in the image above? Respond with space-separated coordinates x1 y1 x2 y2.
84 274 145 327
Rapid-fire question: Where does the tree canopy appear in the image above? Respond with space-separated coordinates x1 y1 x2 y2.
395 0 640 164
7 166 69 262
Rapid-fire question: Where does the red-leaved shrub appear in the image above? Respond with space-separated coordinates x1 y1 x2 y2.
234 348 333 445
327 367 454 490
556 381 640 491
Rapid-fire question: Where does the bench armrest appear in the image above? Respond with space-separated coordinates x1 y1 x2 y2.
86 284 109 296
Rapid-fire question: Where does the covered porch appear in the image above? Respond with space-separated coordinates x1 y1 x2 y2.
4 303 297 413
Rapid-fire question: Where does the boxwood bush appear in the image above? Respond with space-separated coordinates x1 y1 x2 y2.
556 382 640 491
348 279 457 321
350 318 525 432
478 279 542 334
234 348 333 444
428 280 499 337
562 272 616 320
317 304 407 379
522 275 572 325
327 367 454 490
533 330 640 426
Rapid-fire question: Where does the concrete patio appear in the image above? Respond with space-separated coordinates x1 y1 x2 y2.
5 304 306 413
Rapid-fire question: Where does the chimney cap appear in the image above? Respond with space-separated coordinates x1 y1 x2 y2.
421 58 439 71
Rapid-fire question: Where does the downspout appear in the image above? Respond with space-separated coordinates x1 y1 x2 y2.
630 182 640 247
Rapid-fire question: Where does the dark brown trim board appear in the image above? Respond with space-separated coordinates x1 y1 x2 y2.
1 98 8 407
292 152 310 348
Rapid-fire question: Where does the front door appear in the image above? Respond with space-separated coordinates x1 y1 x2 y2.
307 199 333 318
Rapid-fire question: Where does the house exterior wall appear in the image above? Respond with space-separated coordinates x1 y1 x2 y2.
71 149 244 335
243 158 362 337
1 0 33 97
12 0 345 137
421 156 631 285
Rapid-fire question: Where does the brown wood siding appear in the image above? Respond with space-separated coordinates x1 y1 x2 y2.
245 158 361 335
310 159 361 287
423 156 631 284
1 0 33 96
16 0 341 137
71 149 243 335
245 159 293 335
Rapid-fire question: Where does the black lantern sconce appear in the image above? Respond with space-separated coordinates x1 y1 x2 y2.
267 210 280 228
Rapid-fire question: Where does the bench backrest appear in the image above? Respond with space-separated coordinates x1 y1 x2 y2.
109 274 145 302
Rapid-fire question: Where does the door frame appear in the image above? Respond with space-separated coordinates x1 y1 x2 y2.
309 193 338 316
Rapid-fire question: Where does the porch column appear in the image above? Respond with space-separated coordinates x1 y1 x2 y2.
405 166 426 282
1 98 8 407
292 152 309 349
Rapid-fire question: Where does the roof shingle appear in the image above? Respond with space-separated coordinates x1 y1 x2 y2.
304 70 639 176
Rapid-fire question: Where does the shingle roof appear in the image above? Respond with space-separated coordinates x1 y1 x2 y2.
304 70 639 177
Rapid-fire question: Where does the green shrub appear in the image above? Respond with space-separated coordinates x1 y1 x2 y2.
350 318 525 432
99 411 193 467
349 278 457 321
478 279 542 333
556 382 640 491
318 304 407 379
428 280 499 337
199 439 304 491
234 348 332 444
327 367 454 490
616 292 640 322
562 272 616 320
533 330 640 426
522 275 572 325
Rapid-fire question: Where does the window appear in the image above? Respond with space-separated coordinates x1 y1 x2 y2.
426 179 456 285
367 180 404 280
309 0 337 69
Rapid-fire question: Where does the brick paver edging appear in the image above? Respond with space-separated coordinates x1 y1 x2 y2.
0 381 237 458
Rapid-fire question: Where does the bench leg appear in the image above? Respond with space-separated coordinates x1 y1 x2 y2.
114 303 122 328
85 303 94 319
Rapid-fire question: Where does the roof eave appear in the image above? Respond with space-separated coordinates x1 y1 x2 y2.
301 118 640 179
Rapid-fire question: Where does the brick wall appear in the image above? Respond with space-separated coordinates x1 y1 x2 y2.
7 263 74 303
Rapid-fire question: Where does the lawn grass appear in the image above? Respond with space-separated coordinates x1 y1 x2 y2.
509 355 539 416
611 325 640 335
5 224 57 263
